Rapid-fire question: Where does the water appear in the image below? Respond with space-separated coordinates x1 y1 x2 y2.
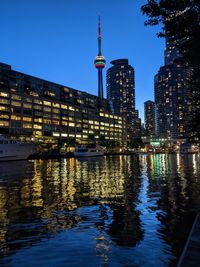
0 154 200 266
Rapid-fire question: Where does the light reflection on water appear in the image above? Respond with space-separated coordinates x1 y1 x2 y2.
0 154 200 266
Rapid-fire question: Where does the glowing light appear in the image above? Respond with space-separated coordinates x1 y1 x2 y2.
94 55 106 68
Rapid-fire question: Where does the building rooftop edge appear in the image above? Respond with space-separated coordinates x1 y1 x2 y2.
0 62 104 101
144 100 155 104
110 59 129 65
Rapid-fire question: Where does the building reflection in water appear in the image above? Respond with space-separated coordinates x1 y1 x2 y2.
0 156 143 256
0 153 200 266
143 153 200 265
107 155 144 247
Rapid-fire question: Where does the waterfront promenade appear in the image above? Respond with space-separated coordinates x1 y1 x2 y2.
177 212 200 267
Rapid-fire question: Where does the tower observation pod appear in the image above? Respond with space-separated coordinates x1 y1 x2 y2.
94 16 106 99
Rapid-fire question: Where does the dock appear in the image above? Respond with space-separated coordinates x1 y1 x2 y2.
177 212 200 267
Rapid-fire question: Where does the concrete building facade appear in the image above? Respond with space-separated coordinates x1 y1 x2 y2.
0 63 126 150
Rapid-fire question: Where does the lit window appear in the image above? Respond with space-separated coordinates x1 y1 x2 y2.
34 131 42 136
23 103 32 109
68 106 75 111
43 101 51 106
0 106 9 111
11 101 21 107
0 120 9 126
61 104 68 109
52 120 60 125
44 107 51 112
11 95 21 100
53 132 60 137
23 117 32 122
24 98 32 103
52 108 60 114
23 123 32 129
11 115 21 121
0 92 9 98
43 119 51 124
34 99 43 104
52 103 60 108
0 114 9 119
34 118 43 123
34 124 42 129
34 105 42 110
61 133 68 137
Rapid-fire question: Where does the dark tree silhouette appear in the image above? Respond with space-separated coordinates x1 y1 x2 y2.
141 0 200 142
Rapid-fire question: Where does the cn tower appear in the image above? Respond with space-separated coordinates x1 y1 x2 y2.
94 16 106 99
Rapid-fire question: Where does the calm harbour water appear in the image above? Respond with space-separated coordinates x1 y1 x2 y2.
0 154 200 267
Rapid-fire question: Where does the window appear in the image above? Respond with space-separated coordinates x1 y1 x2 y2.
34 99 43 104
11 95 21 100
0 92 9 98
11 101 21 107
0 114 9 119
23 103 32 109
34 118 43 123
23 123 32 129
0 121 9 126
43 101 51 106
23 117 32 122
34 124 42 129
44 107 51 112
52 108 60 114
52 102 60 108
11 115 21 121
43 119 51 124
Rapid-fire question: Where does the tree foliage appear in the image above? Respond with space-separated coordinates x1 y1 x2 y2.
141 0 200 142
129 138 145 149
141 0 200 65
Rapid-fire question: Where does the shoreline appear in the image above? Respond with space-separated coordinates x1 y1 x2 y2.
28 151 199 160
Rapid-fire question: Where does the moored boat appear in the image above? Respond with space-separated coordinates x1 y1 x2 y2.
0 135 36 161
74 145 104 157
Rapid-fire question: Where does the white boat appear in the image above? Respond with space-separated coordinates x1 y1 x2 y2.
74 145 104 157
0 135 36 161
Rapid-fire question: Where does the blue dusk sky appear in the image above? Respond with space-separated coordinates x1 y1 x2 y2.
0 0 165 122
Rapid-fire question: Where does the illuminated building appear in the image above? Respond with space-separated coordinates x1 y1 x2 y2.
0 62 126 149
155 40 192 139
144 100 155 137
164 38 182 66
106 59 141 141
94 16 106 99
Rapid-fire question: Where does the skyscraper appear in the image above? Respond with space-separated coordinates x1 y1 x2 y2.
106 59 141 140
144 100 155 137
164 38 182 66
155 39 192 139
94 16 106 99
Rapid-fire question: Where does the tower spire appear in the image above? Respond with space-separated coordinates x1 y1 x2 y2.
98 16 102 55
94 16 106 99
